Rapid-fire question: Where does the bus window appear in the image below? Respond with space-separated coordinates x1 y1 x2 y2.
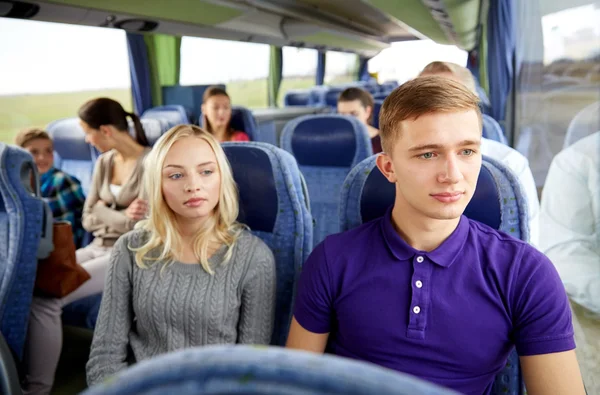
0 18 131 144
180 37 269 109
515 2 600 187
324 51 357 85
278 47 317 106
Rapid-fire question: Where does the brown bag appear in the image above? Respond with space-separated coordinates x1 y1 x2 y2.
35 221 90 298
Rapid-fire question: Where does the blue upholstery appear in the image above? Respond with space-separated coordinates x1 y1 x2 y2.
222 142 312 346
373 92 389 101
339 155 529 395
47 118 96 196
281 114 372 247
142 105 190 128
373 100 384 129
200 106 258 141
482 114 508 144
381 81 398 91
162 84 226 121
284 89 312 106
62 292 102 329
83 345 460 395
0 144 46 359
309 86 329 107
563 101 599 148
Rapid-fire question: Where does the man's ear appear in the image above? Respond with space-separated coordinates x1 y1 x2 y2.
376 152 397 183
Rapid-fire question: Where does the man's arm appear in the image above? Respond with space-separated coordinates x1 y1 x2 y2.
286 317 329 353
520 350 585 395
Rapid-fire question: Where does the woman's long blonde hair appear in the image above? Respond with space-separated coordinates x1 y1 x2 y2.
131 124 245 274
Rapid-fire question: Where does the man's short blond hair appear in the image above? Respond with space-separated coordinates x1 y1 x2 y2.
419 61 477 95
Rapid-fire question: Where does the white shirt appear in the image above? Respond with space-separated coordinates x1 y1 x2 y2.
481 138 540 247
540 132 600 315
109 184 122 198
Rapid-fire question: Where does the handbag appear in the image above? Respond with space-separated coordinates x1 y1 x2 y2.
35 220 90 298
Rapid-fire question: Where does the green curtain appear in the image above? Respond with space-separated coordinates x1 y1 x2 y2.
144 34 182 106
268 46 283 107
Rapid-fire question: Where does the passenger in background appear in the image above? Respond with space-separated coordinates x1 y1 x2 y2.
419 61 541 247
540 131 599 316
337 87 382 154
287 77 584 395
22 98 151 395
15 128 86 246
201 86 250 142
87 125 276 385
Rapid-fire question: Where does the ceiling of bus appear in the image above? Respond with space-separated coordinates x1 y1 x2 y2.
24 0 486 56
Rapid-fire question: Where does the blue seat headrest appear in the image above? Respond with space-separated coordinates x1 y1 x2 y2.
359 159 501 229
282 115 371 167
223 145 277 232
46 118 93 161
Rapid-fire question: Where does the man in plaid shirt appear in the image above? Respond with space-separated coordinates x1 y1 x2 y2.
16 128 86 247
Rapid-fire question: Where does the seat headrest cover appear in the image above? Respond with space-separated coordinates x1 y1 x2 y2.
282 114 371 167
46 118 93 161
222 144 278 232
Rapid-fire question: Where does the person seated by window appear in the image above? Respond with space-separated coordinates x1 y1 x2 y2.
201 86 249 142
22 98 151 395
15 128 86 247
418 61 540 248
86 124 276 385
337 87 382 154
540 131 599 316
286 77 585 395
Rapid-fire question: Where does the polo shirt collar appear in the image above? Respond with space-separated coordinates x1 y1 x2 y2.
380 205 470 268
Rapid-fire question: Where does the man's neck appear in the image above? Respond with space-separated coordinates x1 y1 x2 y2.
391 204 460 252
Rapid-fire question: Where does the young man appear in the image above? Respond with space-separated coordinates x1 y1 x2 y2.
419 61 540 248
287 77 585 395
15 128 86 246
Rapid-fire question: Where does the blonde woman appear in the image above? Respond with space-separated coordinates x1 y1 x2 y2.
86 125 276 385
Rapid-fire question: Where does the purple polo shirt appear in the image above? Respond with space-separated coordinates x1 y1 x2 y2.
293 208 575 395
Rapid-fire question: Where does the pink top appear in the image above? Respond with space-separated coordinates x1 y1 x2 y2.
229 131 250 142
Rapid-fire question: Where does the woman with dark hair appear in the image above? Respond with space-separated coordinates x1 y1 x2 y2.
337 87 382 154
201 86 250 142
22 98 151 395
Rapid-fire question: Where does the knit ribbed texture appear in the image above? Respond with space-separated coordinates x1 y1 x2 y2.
86 229 276 386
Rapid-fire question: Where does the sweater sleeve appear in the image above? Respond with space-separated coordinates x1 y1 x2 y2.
236 238 276 345
86 235 134 386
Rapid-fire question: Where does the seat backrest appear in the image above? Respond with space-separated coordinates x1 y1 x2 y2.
222 142 312 346
200 106 258 141
373 92 389 101
323 88 343 109
82 345 461 395
284 89 312 107
0 144 46 359
563 101 599 149
281 114 372 247
340 155 528 395
141 105 190 128
373 100 384 129
482 114 508 144
46 117 96 195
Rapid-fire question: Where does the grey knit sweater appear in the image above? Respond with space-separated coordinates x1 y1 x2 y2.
86 229 276 386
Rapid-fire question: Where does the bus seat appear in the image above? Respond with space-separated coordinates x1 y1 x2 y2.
324 88 343 109
381 81 399 92
134 118 169 146
281 114 372 247
340 155 530 395
200 106 258 141
141 105 190 128
82 345 460 395
0 331 21 395
47 118 96 196
284 89 312 106
563 101 599 149
483 114 508 144
373 92 389 101
309 86 329 107
373 100 383 129
0 143 47 360
222 142 313 346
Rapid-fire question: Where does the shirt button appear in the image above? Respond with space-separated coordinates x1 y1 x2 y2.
416 256 424 263
413 306 421 314
415 280 423 288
